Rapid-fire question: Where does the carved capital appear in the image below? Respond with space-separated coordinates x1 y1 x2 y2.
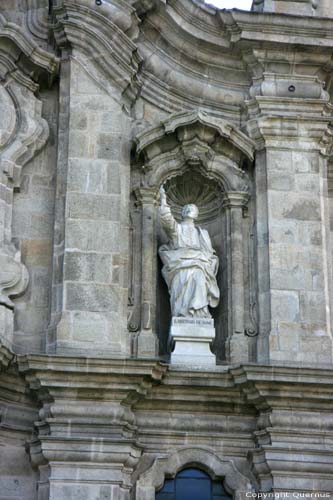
134 187 157 206
222 191 250 210
246 96 332 152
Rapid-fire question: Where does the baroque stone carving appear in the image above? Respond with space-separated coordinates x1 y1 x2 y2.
0 30 57 351
0 246 29 309
158 186 219 318
135 446 254 499
53 0 142 106
164 170 223 223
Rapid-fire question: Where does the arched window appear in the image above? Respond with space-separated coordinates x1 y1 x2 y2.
156 467 231 500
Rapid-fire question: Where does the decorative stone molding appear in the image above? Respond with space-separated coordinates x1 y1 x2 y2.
0 246 29 310
53 0 143 106
135 0 248 119
0 84 49 189
0 21 58 350
26 0 49 42
252 0 318 15
135 111 255 164
230 364 333 492
16 353 333 497
135 447 254 499
219 8 333 47
221 191 250 210
164 170 223 223
0 81 47 314
246 97 333 153
249 73 329 101
133 111 254 192
19 356 168 497
0 340 14 370
0 14 58 76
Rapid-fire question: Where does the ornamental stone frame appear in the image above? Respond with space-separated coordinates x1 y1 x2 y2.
0 22 58 352
135 447 255 500
130 111 256 363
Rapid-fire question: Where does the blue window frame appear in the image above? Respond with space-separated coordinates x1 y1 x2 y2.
156 467 231 500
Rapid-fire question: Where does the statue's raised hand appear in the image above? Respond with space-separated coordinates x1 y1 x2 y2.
159 185 167 206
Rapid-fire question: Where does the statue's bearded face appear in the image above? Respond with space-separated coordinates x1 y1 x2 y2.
182 204 199 220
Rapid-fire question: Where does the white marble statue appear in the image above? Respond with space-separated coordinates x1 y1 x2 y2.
158 186 220 318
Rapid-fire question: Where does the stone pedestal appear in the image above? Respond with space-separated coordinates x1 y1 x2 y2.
170 317 216 366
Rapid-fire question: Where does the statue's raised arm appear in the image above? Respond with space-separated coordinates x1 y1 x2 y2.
159 185 178 238
159 185 167 207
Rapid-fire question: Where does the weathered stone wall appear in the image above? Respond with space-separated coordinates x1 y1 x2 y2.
1 0 333 498
54 57 132 355
257 146 333 363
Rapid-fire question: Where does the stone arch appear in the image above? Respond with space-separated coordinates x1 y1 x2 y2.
133 110 254 195
135 447 255 500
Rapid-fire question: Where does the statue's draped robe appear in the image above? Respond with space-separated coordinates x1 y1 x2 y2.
159 205 220 317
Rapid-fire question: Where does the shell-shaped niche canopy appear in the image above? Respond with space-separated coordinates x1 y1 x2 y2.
164 169 223 224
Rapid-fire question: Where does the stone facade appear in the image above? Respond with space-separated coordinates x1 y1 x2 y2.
1 0 333 498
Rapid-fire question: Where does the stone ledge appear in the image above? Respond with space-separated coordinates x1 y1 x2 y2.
0 340 14 371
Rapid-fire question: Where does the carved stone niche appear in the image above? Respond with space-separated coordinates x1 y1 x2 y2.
130 111 256 364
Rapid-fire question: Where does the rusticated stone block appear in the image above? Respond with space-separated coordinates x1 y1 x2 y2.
269 192 321 221
68 130 90 158
66 220 120 253
70 110 88 130
66 193 120 221
71 311 108 341
96 133 123 160
270 290 300 322
67 159 108 194
64 252 112 283
65 283 120 312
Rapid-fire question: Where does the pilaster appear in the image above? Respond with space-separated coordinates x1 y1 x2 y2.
134 187 159 358
222 192 251 364
246 96 333 364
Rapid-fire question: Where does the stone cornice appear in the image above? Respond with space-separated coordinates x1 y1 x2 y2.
245 96 333 152
230 363 333 412
48 0 333 119
220 9 333 48
0 14 58 78
19 355 167 407
136 0 249 114
53 0 143 105
18 356 333 412
14 354 333 490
